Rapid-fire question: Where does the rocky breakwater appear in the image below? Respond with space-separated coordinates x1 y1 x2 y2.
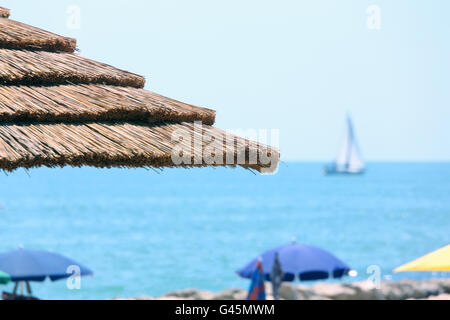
113 279 450 300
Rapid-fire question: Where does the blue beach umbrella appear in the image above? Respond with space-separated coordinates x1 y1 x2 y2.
237 242 350 282
0 248 93 282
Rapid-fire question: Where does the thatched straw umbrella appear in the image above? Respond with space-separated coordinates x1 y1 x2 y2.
0 7 9 18
0 8 279 173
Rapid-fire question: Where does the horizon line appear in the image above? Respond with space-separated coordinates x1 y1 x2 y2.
280 159 450 164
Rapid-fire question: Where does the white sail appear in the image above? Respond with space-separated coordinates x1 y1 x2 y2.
334 116 365 173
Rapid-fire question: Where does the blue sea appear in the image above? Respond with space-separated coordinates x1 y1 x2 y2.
0 163 449 300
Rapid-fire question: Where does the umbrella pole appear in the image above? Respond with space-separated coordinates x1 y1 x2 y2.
13 281 18 297
26 281 32 295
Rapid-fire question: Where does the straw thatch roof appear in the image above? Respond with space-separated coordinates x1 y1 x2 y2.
0 122 269 172
0 7 9 18
0 18 76 52
0 84 216 124
0 49 145 87
0 7 279 173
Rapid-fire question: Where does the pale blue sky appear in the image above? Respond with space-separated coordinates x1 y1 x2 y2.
3 0 449 161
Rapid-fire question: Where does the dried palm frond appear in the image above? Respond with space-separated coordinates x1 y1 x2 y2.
0 122 279 173
0 18 76 52
0 84 215 124
0 7 9 18
0 49 145 87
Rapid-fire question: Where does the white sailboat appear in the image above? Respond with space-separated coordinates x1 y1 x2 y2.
324 116 365 175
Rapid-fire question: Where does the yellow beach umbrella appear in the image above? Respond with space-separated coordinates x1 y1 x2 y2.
394 245 450 273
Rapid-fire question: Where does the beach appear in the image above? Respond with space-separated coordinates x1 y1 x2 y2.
0 163 449 299
114 279 450 300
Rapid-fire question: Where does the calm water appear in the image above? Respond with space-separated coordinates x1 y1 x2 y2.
0 163 449 300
